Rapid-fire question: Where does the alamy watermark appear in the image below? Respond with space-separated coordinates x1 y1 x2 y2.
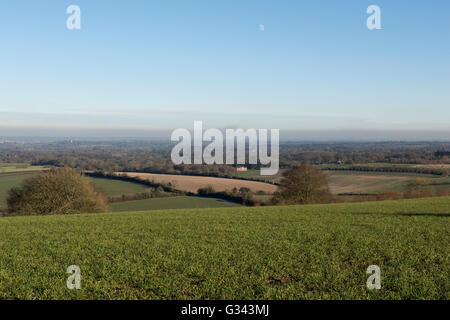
171 121 279 175
65 5 381 31
66 265 81 290
366 265 381 290
66 5 81 30
367 5 381 30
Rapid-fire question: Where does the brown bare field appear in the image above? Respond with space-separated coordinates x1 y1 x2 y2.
119 172 279 194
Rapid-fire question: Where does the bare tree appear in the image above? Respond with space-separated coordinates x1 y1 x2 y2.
273 163 332 205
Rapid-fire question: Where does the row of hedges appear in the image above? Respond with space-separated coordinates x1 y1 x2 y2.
107 189 175 203
196 186 257 206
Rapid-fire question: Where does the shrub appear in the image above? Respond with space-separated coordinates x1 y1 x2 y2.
7 168 109 216
272 163 333 205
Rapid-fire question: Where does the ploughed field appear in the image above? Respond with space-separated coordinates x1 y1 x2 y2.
0 196 448 299
119 172 278 194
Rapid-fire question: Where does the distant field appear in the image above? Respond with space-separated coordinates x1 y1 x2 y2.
412 164 450 170
236 169 282 183
110 196 240 212
0 163 48 174
0 196 448 299
321 163 416 169
120 172 278 194
89 177 150 196
350 163 450 170
327 171 450 195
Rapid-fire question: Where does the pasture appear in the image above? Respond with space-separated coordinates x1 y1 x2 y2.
110 196 240 212
120 172 278 194
0 196 448 299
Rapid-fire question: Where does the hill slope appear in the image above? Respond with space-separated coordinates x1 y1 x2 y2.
0 197 448 299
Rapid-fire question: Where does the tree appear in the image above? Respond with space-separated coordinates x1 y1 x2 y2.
273 163 332 205
6 168 108 216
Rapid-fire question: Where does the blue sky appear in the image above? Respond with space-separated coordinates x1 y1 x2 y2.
0 0 449 136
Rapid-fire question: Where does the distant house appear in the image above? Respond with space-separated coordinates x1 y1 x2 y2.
236 166 248 172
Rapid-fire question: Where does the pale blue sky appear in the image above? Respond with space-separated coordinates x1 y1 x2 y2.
0 0 449 135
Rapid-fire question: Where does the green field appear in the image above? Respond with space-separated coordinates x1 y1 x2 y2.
0 196 448 299
0 163 48 174
110 196 240 212
321 163 417 169
236 169 282 182
88 177 150 196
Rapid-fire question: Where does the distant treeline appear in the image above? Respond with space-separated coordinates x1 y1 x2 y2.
0 140 447 179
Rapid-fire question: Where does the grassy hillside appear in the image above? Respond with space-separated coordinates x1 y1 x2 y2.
110 196 240 212
0 197 448 300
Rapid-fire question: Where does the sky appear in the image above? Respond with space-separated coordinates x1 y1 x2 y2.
0 0 449 139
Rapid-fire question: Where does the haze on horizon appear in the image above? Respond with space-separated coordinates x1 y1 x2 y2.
0 1 449 140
